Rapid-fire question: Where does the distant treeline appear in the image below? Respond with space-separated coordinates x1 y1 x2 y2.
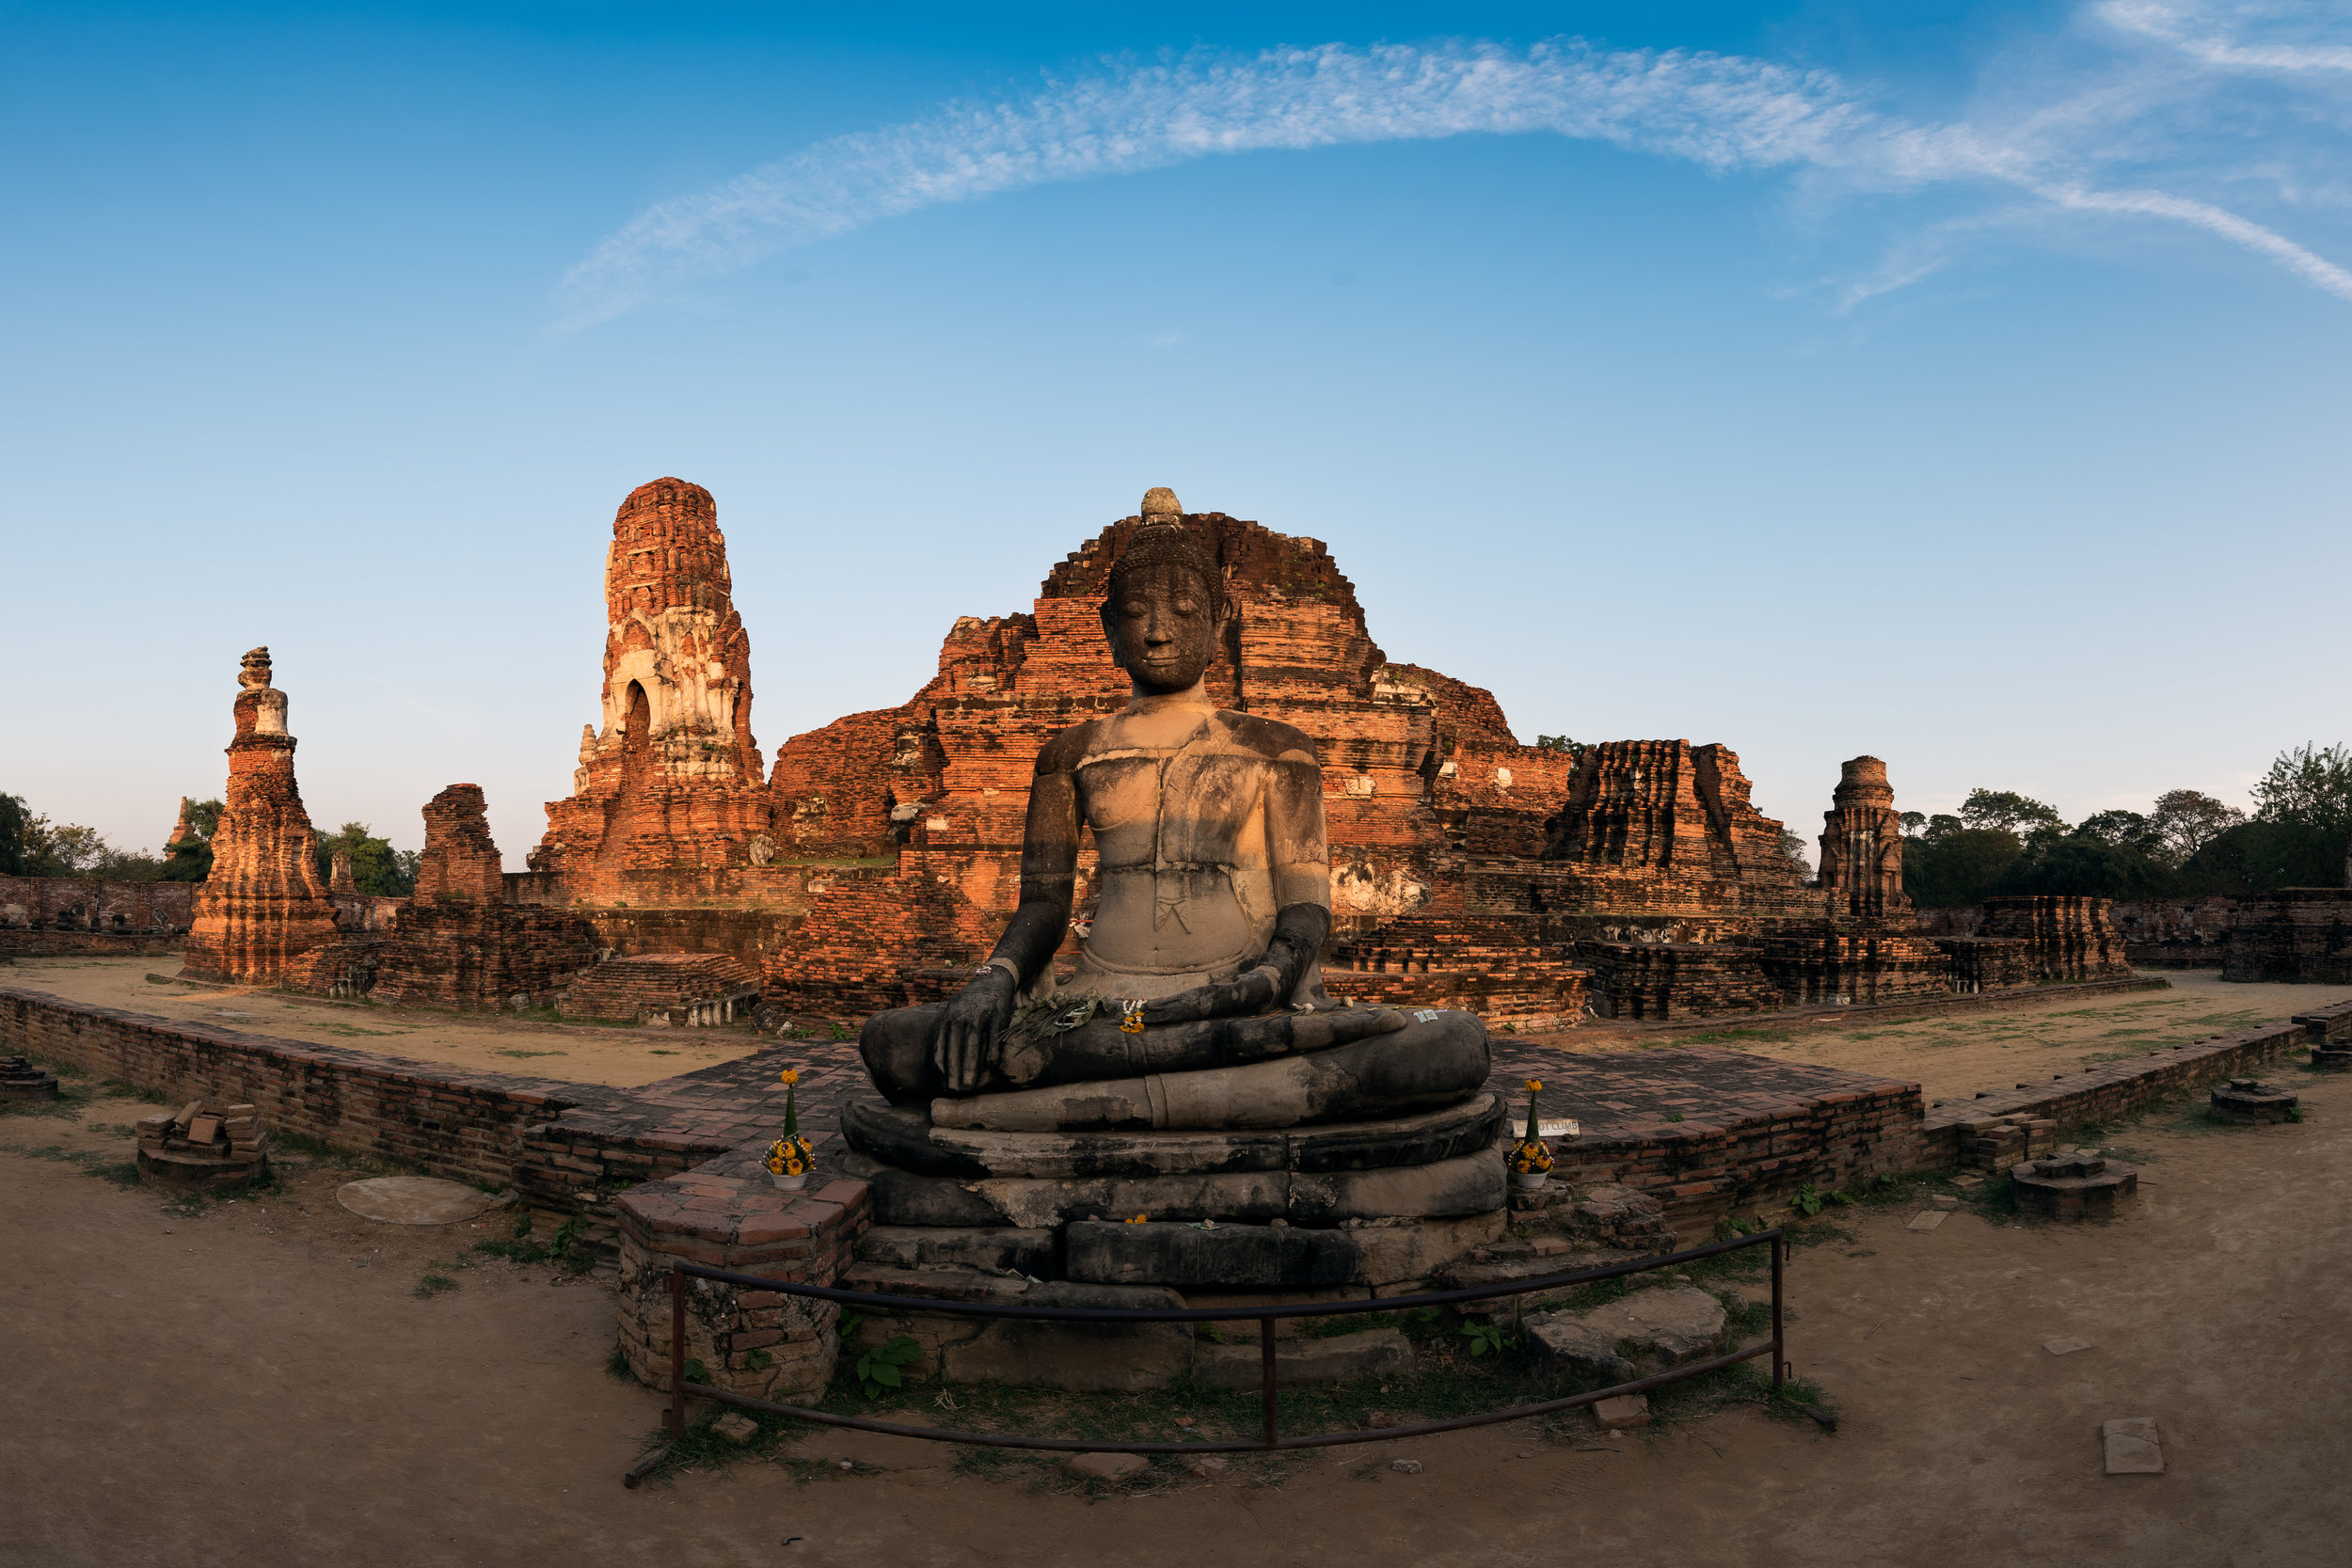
0 791 416 895
1902 744 2352 907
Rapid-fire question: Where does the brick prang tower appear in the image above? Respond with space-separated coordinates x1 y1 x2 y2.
181 647 341 983
532 478 775 900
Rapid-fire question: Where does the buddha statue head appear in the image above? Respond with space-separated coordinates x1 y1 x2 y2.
1102 490 1228 695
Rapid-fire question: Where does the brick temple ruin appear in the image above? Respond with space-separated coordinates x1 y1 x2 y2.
484 482 2129 1023
154 480 2141 1023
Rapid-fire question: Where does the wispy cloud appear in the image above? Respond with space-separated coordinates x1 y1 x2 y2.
2100 1 2352 72
556 8 2352 330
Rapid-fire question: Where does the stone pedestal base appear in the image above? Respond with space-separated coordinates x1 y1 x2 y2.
2210 1078 2297 1122
135 1145 267 1191
2010 1154 2137 1220
0 1055 58 1101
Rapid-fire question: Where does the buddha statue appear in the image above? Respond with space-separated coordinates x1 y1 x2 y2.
858 490 1490 1134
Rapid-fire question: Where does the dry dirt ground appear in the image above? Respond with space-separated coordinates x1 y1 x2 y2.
1 956 766 1087
1537 971 2352 1107
5 1053 2346 1567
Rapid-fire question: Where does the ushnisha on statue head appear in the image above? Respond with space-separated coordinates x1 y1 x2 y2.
1099 488 1230 697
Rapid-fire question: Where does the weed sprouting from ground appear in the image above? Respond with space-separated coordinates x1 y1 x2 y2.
9 1141 142 1187
415 1273 459 1299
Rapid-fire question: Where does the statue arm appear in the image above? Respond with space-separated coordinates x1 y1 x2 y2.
932 736 1084 1092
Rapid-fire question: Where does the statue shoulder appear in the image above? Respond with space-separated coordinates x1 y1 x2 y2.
1034 719 1104 776
1214 710 1321 766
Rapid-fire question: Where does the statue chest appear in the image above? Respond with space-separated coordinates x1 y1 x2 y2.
1074 748 1271 871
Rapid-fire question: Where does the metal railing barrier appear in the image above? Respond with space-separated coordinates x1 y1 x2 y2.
622 1226 1797 1487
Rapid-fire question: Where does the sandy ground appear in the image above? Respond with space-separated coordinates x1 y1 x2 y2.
1637 971 2352 1107
4 1054 2346 1568
0 956 765 1087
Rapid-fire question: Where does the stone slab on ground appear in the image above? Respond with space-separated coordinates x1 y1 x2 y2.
711 1412 759 1444
2043 1337 2092 1355
1526 1285 1728 1386
1065 1451 1149 1481
1595 1395 1650 1430
1194 1328 1411 1389
1907 1211 1947 1232
336 1176 510 1226
2103 1417 2164 1474
818 1412 946 1470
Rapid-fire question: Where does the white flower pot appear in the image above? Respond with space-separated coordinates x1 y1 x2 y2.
1513 1171 1550 1191
771 1172 810 1192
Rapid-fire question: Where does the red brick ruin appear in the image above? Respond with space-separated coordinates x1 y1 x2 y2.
331 784 598 1009
181 648 341 985
167 483 2133 1022
498 483 2140 1022
532 478 776 903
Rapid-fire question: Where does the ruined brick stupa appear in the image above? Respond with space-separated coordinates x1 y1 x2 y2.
532 478 775 899
182 647 340 984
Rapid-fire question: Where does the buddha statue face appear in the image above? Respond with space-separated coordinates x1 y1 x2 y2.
1101 561 1221 695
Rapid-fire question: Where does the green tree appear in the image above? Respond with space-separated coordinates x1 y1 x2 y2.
2147 789 2245 864
314 822 417 895
2073 810 2163 855
1994 834 2175 900
0 794 30 875
1903 827 2023 907
1959 789 2067 840
2174 743 2352 892
1533 735 1590 761
161 797 222 883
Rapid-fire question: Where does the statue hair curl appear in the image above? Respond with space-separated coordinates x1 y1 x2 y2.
1104 521 1228 621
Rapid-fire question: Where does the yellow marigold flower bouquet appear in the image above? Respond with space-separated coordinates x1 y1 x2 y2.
766 1067 817 1188
1510 1078 1553 1187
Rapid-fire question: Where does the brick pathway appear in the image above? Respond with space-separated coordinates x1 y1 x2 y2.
554 1028 1911 1160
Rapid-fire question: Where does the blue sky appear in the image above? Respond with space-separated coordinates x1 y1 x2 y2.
5 1 2348 859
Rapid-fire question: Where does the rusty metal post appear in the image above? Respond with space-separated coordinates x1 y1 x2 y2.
1771 1232 1786 1393
668 1262 688 1434
1259 1317 1279 1448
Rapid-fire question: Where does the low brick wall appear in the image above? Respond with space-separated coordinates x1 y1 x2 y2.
0 932 185 957
1583 974 2169 1041
0 985 616 1191
1531 1047 1926 1229
1911 1019 2323 1164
